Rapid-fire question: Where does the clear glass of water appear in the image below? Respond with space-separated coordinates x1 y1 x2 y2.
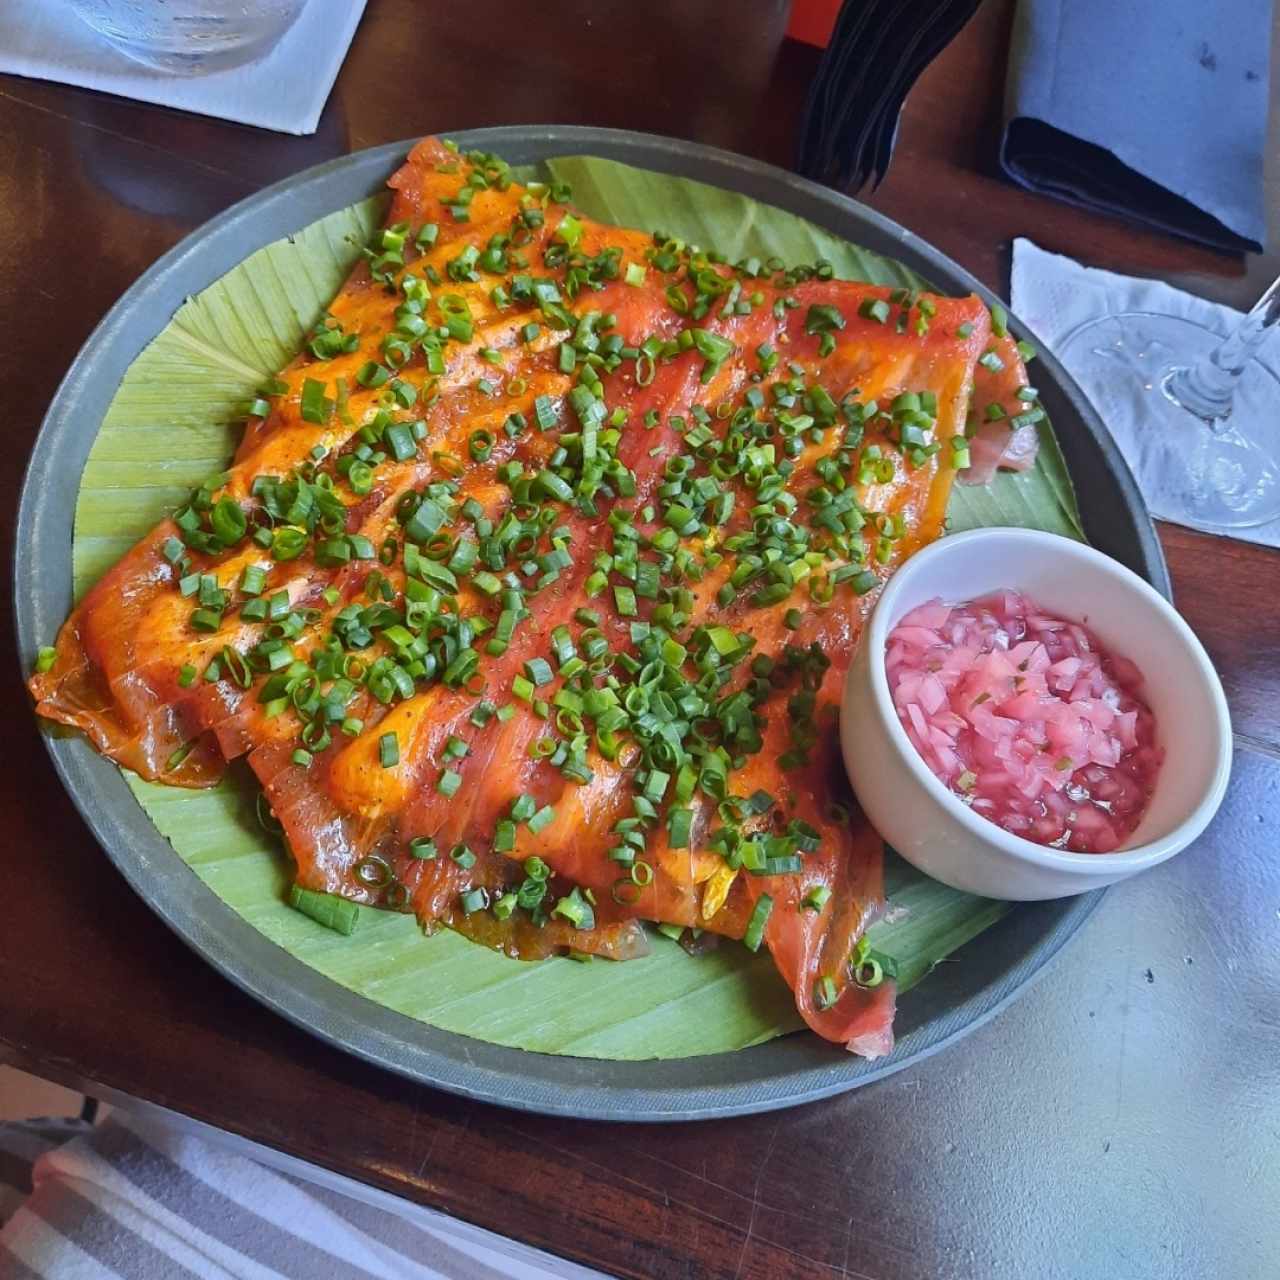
67 0 309 75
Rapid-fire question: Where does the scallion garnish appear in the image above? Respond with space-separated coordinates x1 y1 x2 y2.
802 885 832 912
460 887 489 914
743 894 773 951
299 377 333 424
289 885 358 935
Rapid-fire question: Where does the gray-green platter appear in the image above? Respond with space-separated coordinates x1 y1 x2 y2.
13 127 1168 1121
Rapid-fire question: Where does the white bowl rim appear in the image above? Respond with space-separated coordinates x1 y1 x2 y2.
863 527 1233 879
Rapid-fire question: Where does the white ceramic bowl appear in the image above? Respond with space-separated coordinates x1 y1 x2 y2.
840 528 1232 900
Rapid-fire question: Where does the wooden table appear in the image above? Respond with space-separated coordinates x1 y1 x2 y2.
2 4 1276 1276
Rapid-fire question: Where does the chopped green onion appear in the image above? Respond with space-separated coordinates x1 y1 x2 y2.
210 496 247 545
190 608 223 633
667 807 693 848
556 212 583 248
804 303 846 335
523 657 553 687
299 377 333 424
460 888 489 914
528 804 555 834
743 894 773 951
802 885 832 912
551 886 595 930
288 885 358 935
534 396 558 431
271 527 308 562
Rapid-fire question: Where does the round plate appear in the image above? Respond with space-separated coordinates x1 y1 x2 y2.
14 127 1169 1121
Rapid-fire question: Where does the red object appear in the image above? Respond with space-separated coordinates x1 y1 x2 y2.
886 592 1164 853
787 0 843 47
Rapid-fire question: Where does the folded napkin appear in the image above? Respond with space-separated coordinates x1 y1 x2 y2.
0 0 365 135
1002 0 1272 253
798 0 983 190
1012 237 1280 549
0 1111 610 1279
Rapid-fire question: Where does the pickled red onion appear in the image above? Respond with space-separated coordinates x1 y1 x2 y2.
885 592 1162 853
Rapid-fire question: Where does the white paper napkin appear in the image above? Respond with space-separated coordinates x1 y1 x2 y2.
1011 237 1280 549
0 0 365 135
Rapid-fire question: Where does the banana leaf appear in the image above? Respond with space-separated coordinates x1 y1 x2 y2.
72 153 1083 1059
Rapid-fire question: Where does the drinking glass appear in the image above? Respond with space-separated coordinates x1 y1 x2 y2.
1057 277 1280 531
67 0 307 75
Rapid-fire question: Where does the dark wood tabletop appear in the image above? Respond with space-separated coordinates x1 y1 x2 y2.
2 3 1277 1277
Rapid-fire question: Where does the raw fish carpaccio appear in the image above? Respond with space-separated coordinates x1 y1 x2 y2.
31 138 1039 1055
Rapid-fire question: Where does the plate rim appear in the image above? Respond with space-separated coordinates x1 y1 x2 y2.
14 125 1165 1121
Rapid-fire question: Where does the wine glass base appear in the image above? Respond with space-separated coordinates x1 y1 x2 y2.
1058 312 1280 532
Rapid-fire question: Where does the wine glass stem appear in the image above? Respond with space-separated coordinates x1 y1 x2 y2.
1166 276 1280 422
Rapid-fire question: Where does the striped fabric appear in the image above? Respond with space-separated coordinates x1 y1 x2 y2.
0 1113 607 1279
0 1118 91 1228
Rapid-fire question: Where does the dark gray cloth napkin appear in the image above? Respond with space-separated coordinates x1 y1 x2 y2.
1001 0 1272 252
